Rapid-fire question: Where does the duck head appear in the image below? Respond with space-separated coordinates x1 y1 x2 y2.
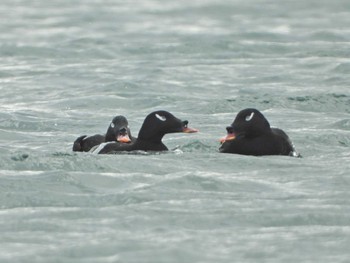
220 108 271 143
105 115 132 143
138 110 198 143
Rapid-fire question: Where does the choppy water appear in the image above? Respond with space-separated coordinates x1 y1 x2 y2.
1 0 350 262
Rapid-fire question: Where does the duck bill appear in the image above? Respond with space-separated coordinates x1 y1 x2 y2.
220 133 236 143
117 134 131 143
183 127 199 133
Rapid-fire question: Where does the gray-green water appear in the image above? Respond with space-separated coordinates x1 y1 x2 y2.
1 0 350 262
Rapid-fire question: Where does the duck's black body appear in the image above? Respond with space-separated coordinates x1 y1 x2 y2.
94 110 198 154
72 115 133 152
219 108 298 156
73 134 105 152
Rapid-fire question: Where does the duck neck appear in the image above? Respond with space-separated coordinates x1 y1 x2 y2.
138 132 164 144
135 136 168 151
138 122 165 144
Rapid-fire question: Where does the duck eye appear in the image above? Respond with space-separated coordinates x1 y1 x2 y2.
110 123 115 128
245 112 255 122
155 114 167 122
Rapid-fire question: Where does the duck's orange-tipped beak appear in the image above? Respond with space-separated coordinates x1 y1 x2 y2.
117 134 131 143
220 133 236 143
183 127 199 133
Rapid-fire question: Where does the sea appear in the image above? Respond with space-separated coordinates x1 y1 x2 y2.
1 0 350 262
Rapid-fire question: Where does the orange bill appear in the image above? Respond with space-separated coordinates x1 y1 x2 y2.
220 133 236 143
183 127 199 133
117 134 131 143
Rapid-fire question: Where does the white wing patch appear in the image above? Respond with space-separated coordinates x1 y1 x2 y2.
245 112 255 121
90 142 114 154
155 114 167 122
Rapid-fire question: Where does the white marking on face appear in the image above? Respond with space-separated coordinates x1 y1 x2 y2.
245 112 255 122
155 114 167 122
110 123 115 128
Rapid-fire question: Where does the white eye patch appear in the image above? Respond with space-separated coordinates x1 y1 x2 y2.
110 123 115 128
155 114 167 122
245 112 255 122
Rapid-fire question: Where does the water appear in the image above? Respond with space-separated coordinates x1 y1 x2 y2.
1 0 350 262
